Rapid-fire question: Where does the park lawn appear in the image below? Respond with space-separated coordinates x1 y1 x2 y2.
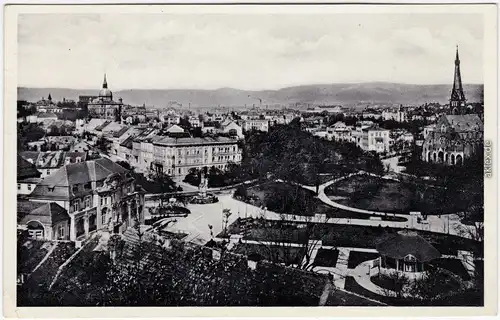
371 274 405 292
325 174 467 215
243 181 407 221
313 248 339 268
347 251 380 269
430 258 471 281
220 219 483 258
232 243 306 265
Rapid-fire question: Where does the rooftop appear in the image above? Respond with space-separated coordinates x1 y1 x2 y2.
154 136 237 147
376 230 441 262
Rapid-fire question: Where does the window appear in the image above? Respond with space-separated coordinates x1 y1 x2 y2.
84 196 92 208
17 184 21 190
58 225 65 238
72 185 78 193
72 200 80 212
84 182 92 190
100 198 104 206
27 184 32 191
46 170 51 175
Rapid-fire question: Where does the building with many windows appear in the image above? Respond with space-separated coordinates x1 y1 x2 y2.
242 119 269 132
149 136 242 178
27 158 145 241
352 125 390 153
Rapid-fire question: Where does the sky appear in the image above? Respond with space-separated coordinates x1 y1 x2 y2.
18 13 484 90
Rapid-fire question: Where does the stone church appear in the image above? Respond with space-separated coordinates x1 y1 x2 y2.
421 47 483 165
88 74 123 122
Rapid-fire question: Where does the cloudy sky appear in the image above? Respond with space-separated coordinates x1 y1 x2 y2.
18 12 484 90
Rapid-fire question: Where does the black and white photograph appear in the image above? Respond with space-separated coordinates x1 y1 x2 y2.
4 3 497 315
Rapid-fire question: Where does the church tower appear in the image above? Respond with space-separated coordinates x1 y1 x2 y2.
449 46 467 115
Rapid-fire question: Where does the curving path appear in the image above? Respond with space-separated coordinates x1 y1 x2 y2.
295 173 477 240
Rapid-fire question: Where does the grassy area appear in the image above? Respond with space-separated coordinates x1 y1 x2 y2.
371 274 405 292
325 174 466 215
345 272 482 306
347 251 380 269
220 219 483 258
232 243 305 265
430 258 471 281
240 181 407 221
313 248 339 268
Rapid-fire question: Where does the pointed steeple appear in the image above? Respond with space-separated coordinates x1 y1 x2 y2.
450 45 466 114
48 93 52 101
102 73 108 89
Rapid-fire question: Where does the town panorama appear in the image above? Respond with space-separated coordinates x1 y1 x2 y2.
16 14 484 308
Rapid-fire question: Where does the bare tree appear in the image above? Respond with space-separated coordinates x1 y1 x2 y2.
252 212 338 271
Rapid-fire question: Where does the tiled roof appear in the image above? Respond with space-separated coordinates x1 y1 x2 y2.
445 114 483 132
36 112 58 118
29 158 129 201
120 136 135 149
19 151 87 169
19 202 69 226
113 126 130 138
17 154 41 180
95 121 111 131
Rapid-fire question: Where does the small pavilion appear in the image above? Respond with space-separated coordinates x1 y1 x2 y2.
376 230 441 277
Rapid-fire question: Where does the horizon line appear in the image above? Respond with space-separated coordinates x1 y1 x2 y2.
17 81 484 93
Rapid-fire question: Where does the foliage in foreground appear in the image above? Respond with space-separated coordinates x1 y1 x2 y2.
19 237 331 306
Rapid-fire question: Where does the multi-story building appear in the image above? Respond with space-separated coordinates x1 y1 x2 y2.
148 136 242 178
353 125 390 153
327 121 353 142
188 116 202 128
241 119 269 132
382 106 408 122
27 157 145 241
17 154 42 196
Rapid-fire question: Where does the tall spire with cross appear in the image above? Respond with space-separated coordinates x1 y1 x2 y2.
102 73 108 89
450 45 466 114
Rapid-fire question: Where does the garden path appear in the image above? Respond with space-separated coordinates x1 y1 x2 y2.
296 174 477 239
351 260 397 297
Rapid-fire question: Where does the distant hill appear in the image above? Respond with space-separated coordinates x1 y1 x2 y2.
18 82 483 109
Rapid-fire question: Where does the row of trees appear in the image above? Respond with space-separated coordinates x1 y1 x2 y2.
240 120 384 188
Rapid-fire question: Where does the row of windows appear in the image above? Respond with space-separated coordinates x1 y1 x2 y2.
71 182 92 194
72 195 93 212
17 183 32 191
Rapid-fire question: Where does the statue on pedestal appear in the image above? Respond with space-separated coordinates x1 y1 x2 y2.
199 172 208 197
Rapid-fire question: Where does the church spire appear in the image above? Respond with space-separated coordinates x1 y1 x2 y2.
48 93 52 101
450 45 466 114
103 73 108 89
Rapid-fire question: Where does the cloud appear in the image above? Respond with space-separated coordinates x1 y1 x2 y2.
17 13 483 90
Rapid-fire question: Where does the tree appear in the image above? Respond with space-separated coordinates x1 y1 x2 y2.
148 170 177 206
249 212 337 271
410 266 465 302
95 136 111 153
